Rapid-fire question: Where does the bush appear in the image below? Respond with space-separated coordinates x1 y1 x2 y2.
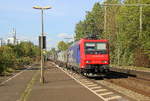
0 42 40 74
0 46 16 74
17 57 32 66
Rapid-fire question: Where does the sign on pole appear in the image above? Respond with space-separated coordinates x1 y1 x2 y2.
39 36 46 49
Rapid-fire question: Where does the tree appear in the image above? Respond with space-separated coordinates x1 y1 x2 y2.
12 42 40 58
0 46 16 74
74 0 150 67
0 41 41 74
57 41 69 51
75 3 104 40
75 21 87 40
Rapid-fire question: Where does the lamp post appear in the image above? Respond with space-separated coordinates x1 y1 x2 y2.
33 6 52 84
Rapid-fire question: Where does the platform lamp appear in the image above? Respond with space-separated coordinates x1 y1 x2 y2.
33 6 52 84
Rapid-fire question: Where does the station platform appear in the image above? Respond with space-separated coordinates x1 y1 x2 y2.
27 63 103 101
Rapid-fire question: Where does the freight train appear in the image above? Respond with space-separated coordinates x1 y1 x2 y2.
50 38 110 75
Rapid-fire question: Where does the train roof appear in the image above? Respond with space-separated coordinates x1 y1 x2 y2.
69 38 108 49
80 38 108 42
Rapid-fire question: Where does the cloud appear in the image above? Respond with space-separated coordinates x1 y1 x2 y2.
57 33 73 39
16 35 38 45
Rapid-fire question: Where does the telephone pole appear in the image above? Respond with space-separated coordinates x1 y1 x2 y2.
104 4 107 34
139 5 143 38
101 1 150 65
101 3 150 38
104 0 107 35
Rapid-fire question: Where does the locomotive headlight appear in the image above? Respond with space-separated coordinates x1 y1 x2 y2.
102 61 107 63
86 61 91 63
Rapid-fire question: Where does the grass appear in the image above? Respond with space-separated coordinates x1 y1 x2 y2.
1 67 15 76
110 64 150 72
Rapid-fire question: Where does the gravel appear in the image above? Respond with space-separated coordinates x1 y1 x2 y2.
96 80 150 101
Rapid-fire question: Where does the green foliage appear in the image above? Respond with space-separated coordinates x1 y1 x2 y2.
0 42 40 74
50 48 56 54
0 46 16 74
12 42 40 58
74 0 150 67
57 41 69 51
17 57 32 66
75 3 104 40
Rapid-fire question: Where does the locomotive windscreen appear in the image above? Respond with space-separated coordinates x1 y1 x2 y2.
85 42 107 54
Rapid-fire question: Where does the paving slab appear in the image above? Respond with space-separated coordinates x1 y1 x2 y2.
0 68 38 101
28 66 103 101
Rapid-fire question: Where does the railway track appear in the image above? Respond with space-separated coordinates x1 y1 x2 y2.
110 67 150 81
51 62 150 101
103 71 150 98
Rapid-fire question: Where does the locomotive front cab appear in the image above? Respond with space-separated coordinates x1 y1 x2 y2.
80 39 110 74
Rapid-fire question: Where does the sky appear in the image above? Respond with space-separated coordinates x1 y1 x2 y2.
0 0 103 49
